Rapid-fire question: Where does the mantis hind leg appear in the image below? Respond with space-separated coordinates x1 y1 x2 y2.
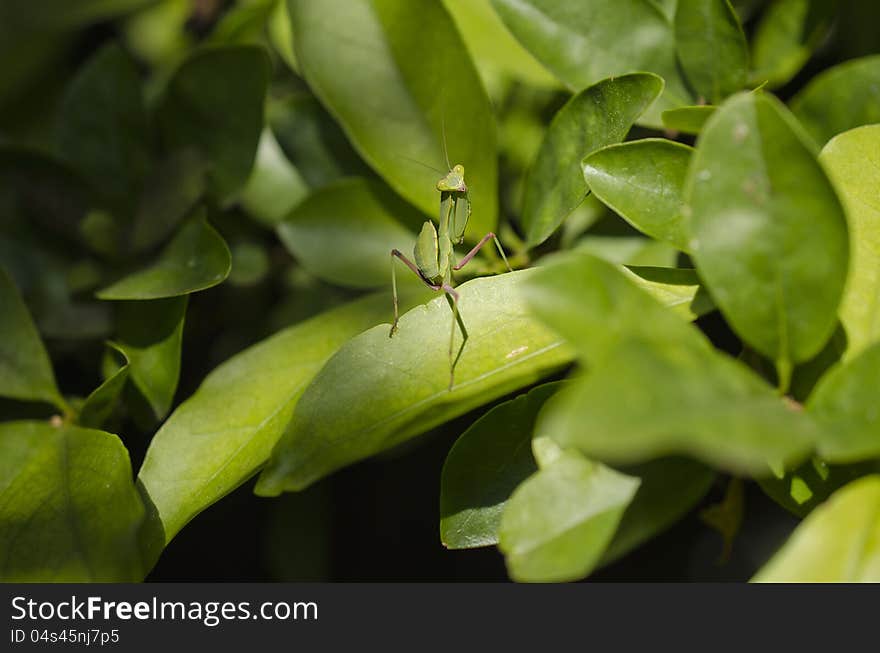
390 249 441 337
443 284 468 391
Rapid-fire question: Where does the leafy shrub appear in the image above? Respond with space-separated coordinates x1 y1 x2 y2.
1 0 879 582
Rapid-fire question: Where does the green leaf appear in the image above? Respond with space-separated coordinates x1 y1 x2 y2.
131 148 207 252
573 237 679 268
288 0 497 236
818 125 880 358
156 45 270 203
661 105 716 134
97 214 231 300
807 342 880 463
749 0 834 89
521 73 664 247
498 449 640 582
113 297 187 420
582 138 692 251
77 346 129 429
490 0 693 125
137 288 432 545
256 269 574 495
0 266 63 408
674 0 748 103
0 421 145 581
753 475 880 582
790 55 880 145
277 178 418 289
240 129 308 228
442 0 558 89
601 458 715 565
623 266 715 321
440 382 561 549
525 254 817 474
55 43 151 215
687 92 848 383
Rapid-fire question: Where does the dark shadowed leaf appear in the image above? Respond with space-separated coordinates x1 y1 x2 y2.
0 421 145 581
156 45 270 203
0 266 64 409
521 73 664 247
113 297 187 420
55 43 151 215
790 55 880 145
240 129 308 228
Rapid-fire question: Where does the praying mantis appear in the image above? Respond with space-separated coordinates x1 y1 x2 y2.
389 162 512 390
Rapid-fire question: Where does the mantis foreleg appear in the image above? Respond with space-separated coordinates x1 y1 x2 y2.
390 249 441 337
443 285 468 391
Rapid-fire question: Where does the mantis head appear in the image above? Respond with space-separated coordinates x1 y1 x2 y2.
437 164 467 193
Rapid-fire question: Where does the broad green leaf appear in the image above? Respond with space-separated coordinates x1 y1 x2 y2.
137 288 432 545
256 270 574 495
573 237 678 268
582 139 692 251
268 0 298 72
525 254 818 474
288 0 497 236
442 0 558 89
277 178 418 289
819 126 880 358
113 297 187 420
687 92 848 384
753 475 880 582
240 129 308 228
661 105 716 134
498 449 640 582
807 342 880 463
600 458 715 565
757 457 876 517
749 0 833 89
440 382 561 549
624 266 715 321
522 73 664 247
55 43 151 215
674 0 748 103
97 214 231 300
77 346 129 429
490 0 693 125
0 266 63 408
131 148 207 252
0 0 152 33
208 0 275 45
0 421 145 582
790 55 880 145
156 45 270 203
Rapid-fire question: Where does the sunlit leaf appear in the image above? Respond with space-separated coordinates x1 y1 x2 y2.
288 0 497 236
277 178 418 288
0 420 145 581
661 105 716 134
97 214 231 300
687 92 848 385
582 138 692 251
521 73 664 247
498 449 640 582
753 475 880 582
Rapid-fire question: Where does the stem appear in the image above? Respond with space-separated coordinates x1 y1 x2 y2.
775 357 792 396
